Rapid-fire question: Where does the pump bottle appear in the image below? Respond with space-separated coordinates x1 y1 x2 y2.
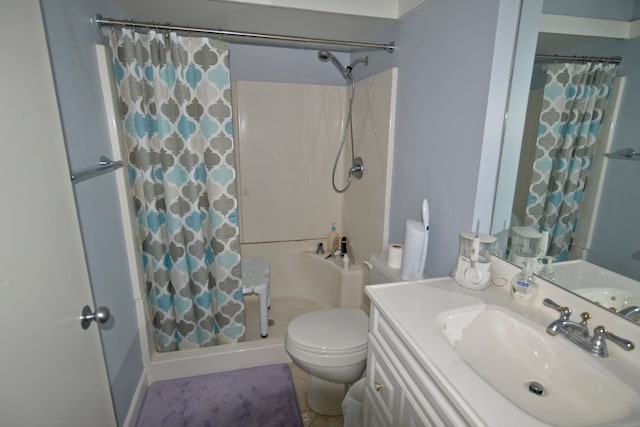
510 259 538 301
327 223 339 253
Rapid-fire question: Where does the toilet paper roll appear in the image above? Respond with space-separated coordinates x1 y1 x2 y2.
386 244 403 269
400 219 426 280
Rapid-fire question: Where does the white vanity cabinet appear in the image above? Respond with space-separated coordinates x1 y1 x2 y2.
364 305 472 427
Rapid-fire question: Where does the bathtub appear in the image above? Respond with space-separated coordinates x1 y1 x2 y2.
144 239 364 383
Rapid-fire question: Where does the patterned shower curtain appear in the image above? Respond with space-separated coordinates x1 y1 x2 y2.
524 62 616 261
109 28 245 351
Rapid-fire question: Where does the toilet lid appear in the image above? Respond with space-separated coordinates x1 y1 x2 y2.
287 309 368 354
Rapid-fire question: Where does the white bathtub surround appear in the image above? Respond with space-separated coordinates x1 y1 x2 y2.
233 69 397 267
343 68 397 264
241 240 364 309
364 257 640 426
234 80 347 243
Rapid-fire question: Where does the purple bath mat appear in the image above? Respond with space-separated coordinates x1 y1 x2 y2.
136 364 303 427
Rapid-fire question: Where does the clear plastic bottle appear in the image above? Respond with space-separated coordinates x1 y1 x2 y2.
510 259 538 301
539 256 556 282
327 223 339 253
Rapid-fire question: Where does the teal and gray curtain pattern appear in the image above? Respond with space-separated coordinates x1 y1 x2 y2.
108 29 245 351
524 62 615 261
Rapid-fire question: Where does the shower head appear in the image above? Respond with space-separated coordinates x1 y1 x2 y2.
317 50 349 80
317 50 333 62
317 50 368 85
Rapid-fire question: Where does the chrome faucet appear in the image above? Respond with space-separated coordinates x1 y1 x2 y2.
618 305 640 319
543 298 635 357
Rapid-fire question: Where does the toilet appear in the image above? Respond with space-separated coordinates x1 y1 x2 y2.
284 252 401 415
241 259 271 337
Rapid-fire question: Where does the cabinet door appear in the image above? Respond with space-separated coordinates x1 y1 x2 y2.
364 388 392 427
402 392 438 427
366 338 403 425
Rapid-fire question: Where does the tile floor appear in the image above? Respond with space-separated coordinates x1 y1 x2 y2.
290 363 345 427
244 294 344 425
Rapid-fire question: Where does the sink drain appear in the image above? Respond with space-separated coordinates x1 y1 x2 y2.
526 381 546 396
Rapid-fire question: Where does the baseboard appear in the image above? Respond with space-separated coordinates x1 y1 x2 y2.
122 370 149 427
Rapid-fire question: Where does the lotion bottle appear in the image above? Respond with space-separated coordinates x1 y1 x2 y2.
327 223 339 253
510 259 538 301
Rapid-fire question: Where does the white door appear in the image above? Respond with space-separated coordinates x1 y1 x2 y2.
0 1 116 426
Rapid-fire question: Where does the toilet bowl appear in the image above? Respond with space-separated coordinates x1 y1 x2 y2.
285 252 406 416
285 308 368 415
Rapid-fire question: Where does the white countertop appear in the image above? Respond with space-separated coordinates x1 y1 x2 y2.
365 272 640 427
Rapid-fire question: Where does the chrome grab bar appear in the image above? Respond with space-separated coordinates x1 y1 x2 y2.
70 155 123 183
604 148 640 161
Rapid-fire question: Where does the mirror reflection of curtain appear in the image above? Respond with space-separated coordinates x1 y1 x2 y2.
108 28 245 352
524 62 616 261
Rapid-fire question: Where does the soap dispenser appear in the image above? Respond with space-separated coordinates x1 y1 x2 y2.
510 259 538 302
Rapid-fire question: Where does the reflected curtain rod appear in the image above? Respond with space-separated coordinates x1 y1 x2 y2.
535 53 621 64
94 14 396 53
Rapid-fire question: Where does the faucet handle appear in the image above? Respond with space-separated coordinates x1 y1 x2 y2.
543 298 572 319
591 325 635 357
577 312 591 336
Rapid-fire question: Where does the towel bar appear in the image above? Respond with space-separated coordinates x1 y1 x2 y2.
71 155 123 182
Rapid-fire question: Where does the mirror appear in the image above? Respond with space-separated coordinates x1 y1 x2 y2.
492 0 640 324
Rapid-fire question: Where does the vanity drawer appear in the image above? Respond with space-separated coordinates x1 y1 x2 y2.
365 337 403 426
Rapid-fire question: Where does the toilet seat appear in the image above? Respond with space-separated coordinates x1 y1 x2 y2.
285 309 368 363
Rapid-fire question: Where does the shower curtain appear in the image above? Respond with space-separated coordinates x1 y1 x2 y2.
524 62 616 261
108 28 245 351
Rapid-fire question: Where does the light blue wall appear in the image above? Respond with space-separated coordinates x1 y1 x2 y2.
634 0 640 19
229 44 350 85
542 0 636 20
39 1 141 425
354 0 503 277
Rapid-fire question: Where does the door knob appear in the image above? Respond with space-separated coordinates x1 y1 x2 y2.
80 305 110 329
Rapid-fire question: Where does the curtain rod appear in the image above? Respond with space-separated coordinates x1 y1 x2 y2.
94 14 396 53
535 54 621 64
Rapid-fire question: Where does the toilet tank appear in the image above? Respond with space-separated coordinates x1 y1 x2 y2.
368 251 403 284
368 251 430 284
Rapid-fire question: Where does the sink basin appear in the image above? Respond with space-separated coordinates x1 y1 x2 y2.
437 305 637 426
